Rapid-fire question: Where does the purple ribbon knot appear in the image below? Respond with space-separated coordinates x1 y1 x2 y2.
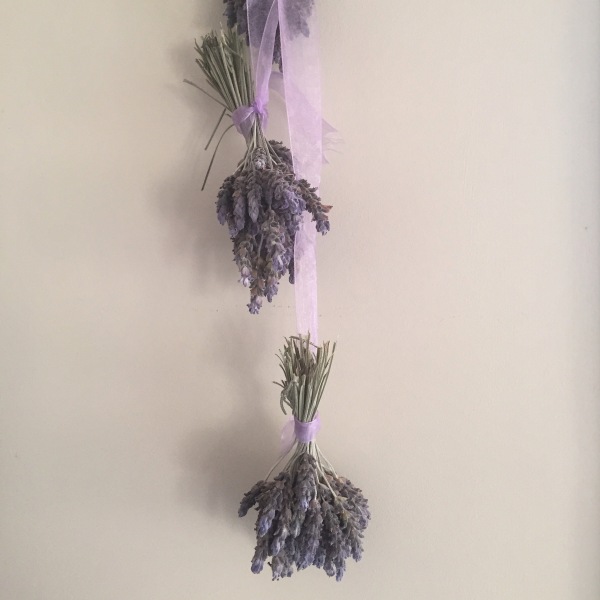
231 100 268 140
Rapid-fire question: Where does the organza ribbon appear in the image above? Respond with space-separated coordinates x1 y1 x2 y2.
247 0 323 343
231 99 268 139
280 414 321 455
269 72 337 164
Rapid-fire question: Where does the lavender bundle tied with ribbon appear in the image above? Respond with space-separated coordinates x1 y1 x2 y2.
187 28 330 314
189 0 370 581
238 335 371 581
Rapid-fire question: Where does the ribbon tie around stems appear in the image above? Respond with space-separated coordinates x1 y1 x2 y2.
231 99 268 140
280 413 321 456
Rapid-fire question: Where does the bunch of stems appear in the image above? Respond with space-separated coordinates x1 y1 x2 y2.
271 335 337 481
190 29 282 174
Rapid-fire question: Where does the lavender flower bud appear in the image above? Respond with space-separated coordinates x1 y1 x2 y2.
232 175 247 233
257 508 276 537
313 546 326 569
270 475 293 555
248 296 262 315
216 175 235 226
252 147 267 170
289 509 305 538
251 535 269 574
295 499 323 570
293 453 317 514
270 140 293 166
239 480 267 517
246 171 261 223
271 554 285 581
334 557 347 582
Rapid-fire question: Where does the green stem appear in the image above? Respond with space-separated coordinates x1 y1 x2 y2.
183 79 229 110
204 108 228 150
201 123 235 191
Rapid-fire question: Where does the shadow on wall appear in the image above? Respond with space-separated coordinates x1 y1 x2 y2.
176 321 275 533
154 14 276 534
157 36 242 296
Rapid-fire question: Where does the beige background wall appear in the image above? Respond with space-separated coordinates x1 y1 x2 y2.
1 1 599 599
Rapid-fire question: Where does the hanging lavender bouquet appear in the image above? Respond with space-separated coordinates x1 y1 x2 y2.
239 335 370 580
189 30 330 314
223 0 315 68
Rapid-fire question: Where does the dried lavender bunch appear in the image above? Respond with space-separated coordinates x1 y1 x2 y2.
239 336 370 580
191 30 331 314
223 0 315 69
218 141 330 313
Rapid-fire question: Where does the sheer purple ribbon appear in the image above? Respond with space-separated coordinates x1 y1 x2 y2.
269 72 337 164
247 0 322 343
280 414 321 455
231 99 268 139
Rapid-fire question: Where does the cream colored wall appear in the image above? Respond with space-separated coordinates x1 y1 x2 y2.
1 1 599 598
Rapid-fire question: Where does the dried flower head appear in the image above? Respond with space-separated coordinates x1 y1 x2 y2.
239 336 370 580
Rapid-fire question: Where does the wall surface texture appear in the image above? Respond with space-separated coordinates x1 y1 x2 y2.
1 1 599 599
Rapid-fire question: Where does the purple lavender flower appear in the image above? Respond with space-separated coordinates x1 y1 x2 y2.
239 480 267 517
251 536 269 574
216 175 234 226
215 143 331 314
246 172 261 223
240 464 369 580
232 175 247 234
296 499 323 570
270 475 293 555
